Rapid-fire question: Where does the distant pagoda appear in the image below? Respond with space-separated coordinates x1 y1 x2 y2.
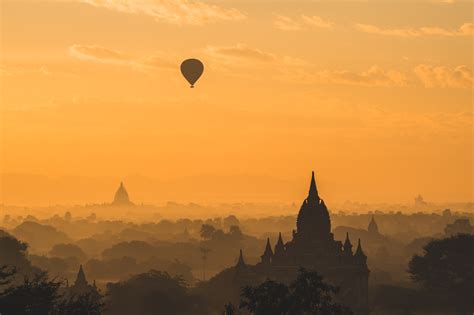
368 215 380 236
67 265 98 296
112 181 134 206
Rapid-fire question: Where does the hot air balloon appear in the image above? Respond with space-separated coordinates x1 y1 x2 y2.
180 59 204 88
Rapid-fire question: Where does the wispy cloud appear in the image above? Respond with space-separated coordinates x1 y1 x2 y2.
204 44 406 87
281 66 408 87
274 15 304 31
356 22 474 37
204 43 276 63
69 45 132 63
301 15 334 29
0 64 78 78
69 44 175 70
0 65 12 77
79 0 246 25
274 14 334 31
203 43 308 69
414 64 473 88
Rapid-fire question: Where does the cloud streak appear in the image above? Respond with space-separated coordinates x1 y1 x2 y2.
69 45 132 64
356 22 474 37
80 0 246 25
69 44 175 70
274 15 334 31
204 43 276 63
281 66 408 87
414 65 473 88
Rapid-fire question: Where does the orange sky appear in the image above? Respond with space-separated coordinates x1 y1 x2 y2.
1 0 473 206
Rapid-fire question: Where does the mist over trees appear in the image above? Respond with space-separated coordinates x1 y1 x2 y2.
0 201 473 314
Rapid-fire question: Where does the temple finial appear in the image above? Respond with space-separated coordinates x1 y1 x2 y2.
344 232 353 255
308 171 319 201
236 249 246 268
355 238 366 259
263 238 273 256
277 232 283 246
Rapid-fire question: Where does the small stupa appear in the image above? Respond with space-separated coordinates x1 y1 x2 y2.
112 181 134 206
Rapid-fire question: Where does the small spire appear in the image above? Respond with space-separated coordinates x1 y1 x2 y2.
74 265 88 287
275 232 284 252
236 249 246 268
344 232 351 245
276 232 283 246
274 232 285 256
263 238 273 257
344 232 353 254
354 238 366 258
308 171 319 201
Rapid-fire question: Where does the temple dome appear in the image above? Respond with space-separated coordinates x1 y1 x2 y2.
112 181 133 206
368 216 379 235
296 171 331 238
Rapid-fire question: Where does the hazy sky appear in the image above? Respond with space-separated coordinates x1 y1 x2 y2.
1 0 472 206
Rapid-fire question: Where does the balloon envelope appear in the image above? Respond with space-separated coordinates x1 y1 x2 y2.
180 59 204 88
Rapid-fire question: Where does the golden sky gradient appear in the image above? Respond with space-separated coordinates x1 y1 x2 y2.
1 0 473 206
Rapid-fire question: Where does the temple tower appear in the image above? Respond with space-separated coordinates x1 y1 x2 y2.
295 172 331 240
112 181 133 206
368 216 379 235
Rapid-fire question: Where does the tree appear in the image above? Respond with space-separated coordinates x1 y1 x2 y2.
0 265 16 286
49 243 87 261
57 290 105 315
240 279 290 315
0 236 30 268
408 234 474 312
223 215 240 229
105 270 210 315
221 302 235 315
289 269 352 315
0 272 61 314
229 225 243 240
200 224 217 240
239 269 352 315
0 269 104 315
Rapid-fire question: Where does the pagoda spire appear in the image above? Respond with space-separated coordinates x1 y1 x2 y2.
354 239 367 263
264 238 273 256
307 171 319 202
113 181 132 206
236 249 246 268
74 265 88 287
261 238 273 264
274 232 285 256
276 232 283 246
343 232 353 255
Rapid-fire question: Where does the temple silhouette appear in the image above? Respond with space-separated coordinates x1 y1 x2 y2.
112 182 134 206
64 265 100 298
232 172 369 315
368 215 380 237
